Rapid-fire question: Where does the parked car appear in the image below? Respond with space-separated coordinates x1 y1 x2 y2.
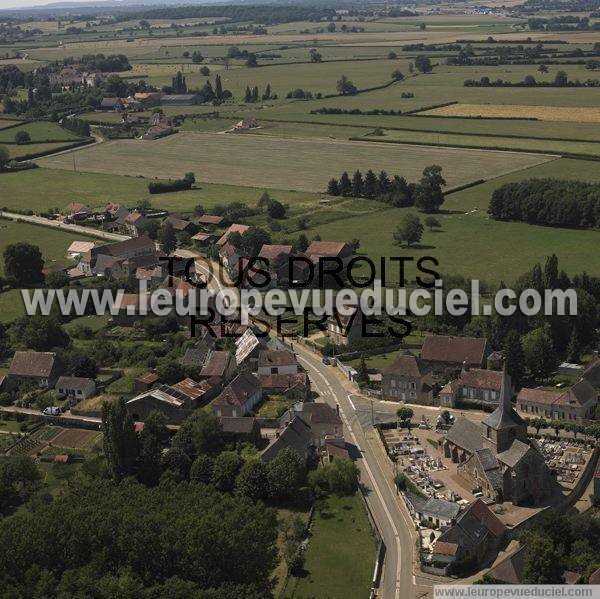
322 357 330 365
43 406 61 416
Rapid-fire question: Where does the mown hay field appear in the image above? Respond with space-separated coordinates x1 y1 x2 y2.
422 103 600 123
37 131 554 193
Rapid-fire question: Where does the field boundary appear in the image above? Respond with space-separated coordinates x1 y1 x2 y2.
249 116 600 146
349 136 600 161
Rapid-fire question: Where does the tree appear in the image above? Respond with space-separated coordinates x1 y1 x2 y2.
190 454 214 484
193 204 205 216
137 219 160 240
327 21 336 32
396 406 414 427
171 71 187 94
158 222 177 254
308 458 359 496
327 178 340 196
391 69 405 81
523 326 558 381
414 55 433 73
136 198 151 212
71 355 97 378
338 171 352 197
538 63 548 73
0 146 9 169
355 357 369 385
3 242 44 286
363 169 377 199
16 315 70 352
522 533 564 583
524 74 537 86
424 216 441 231
246 53 258 67
14 130 30 144
531 417 548 434
566 328 581 362
266 447 306 502
415 165 446 212
554 70 568 86
155 358 184 384
252 86 259 102
266 199 286 219
137 410 168 485
262 83 271 100
244 86 252 103
236 459 270 501
214 74 223 100
172 410 224 458
503 330 525 389
336 74 357 95
212 451 243 492
102 398 139 480
309 49 322 62
237 227 271 257
45 270 69 288
393 214 423 247
351 170 363 197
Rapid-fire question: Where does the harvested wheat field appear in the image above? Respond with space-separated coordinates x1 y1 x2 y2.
421 103 600 123
37 132 555 193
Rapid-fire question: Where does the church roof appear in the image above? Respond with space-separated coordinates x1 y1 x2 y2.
445 417 482 453
497 439 531 468
482 369 524 430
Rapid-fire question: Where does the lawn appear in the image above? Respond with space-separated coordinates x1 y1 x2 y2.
283 493 377 599
37 132 553 193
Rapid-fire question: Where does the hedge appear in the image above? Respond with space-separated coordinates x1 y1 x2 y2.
12 137 95 161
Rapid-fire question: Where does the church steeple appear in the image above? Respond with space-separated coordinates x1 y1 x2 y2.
481 366 527 453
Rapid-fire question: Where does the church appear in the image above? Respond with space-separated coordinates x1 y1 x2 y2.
442 370 553 505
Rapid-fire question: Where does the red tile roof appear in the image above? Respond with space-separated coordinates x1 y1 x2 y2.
421 335 488 366
305 241 349 259
258 350 297 368
459 368 502 390
433 541 459 556
382 352 429 378
465 499 506 538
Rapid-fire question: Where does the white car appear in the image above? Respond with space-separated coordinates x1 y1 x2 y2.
42 406 61 416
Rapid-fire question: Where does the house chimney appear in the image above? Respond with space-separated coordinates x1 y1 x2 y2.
462 360 469 372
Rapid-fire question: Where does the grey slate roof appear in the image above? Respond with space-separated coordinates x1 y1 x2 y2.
260 416 313 462
475 449 503 490
180 346 210 368
497 439 531 468
422 497 460 522
482 369 524 430
445 417 482 453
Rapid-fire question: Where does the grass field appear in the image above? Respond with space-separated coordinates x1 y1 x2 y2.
37 132 554 193
0 220 89 276
422 103 600 123
283 493 376 599
0 167 320 213
5 142 78 159
0 121 81 143
302 157 600 284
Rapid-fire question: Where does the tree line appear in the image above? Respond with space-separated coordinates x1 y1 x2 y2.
488 178 600 230
326 165 446 212
464 70 600 87
64 53 131 72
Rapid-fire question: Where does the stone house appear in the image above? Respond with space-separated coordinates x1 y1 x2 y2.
381 352 434 405
8 351 60 389
55 376 96 400
212 372 262 418
439 365 503 408
421 335 490 376
516 378 597 422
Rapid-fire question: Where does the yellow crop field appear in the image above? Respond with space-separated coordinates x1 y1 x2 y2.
421 103 600 123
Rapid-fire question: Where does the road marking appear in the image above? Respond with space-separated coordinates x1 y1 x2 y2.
297 352 402 599
347 394 357 411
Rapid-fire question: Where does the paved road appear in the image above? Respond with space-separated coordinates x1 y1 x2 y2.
0 210 129 242
292 342 434 599
187 249 434 598
0 405 101 426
